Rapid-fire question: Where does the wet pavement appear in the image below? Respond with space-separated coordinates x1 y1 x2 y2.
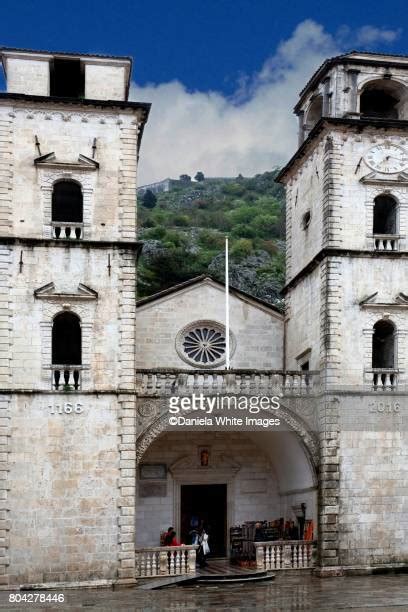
1 573 408 611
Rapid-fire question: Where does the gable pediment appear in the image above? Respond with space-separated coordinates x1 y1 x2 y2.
34 152 99 170
34 282 98 300
360 171 408 185
359 291 408 308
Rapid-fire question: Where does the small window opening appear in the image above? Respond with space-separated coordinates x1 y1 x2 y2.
52 181 83 223
302 211 311 230
360 80 404 119
300 361 309 371
373 195 397 234
305 95 323 131
50 58 85 98
372 320 395 369
52 312 82 365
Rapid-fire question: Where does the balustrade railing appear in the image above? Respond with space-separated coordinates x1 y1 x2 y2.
52 222 83 240
255 540 317 571
370 369 398 391
135 546 197 577
51 366 81 391
373 234 399 251
136 369 318 397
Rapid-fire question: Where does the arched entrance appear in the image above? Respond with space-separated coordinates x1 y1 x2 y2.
135 411 319 563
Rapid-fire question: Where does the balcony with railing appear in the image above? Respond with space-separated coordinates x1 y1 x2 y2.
373 234 399 251
368 368 398 391
136 369 319 397
51 365 81 391
52 222 83 240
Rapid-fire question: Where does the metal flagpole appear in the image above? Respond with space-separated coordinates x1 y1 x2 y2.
225 236 230 369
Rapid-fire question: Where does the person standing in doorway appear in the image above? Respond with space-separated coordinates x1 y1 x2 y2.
197 524 210 567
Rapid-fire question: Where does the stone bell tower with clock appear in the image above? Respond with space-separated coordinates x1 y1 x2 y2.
279 52 408 573
0 47 149 587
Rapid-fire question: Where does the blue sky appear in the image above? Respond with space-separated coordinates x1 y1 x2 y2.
0 0 406 93
1 1 407 181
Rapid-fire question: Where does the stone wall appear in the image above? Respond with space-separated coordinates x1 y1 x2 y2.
136 280 284 370
339 425 408 567
7 394 120 585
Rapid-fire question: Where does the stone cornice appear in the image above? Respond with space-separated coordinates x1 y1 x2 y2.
277 117 408 184
283 247 408 294
0 236 143 253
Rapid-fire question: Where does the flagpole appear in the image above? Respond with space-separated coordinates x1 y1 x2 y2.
225 236 230 370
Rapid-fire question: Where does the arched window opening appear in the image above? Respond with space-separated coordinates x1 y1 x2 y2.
372 320 395 369
52 312 81 390
51 181 83 239
52 312 82 365
373 195 397 234
360 80 406 119
305 96 323 132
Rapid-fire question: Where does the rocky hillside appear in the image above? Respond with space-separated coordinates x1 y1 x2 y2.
137 170 285 309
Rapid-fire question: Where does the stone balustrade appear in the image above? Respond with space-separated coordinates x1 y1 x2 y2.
373 234 399 251
370 369 398 391
136 369 319 397
51 366 81 391
52 222 83 240
135 545 198 577
254 540 317 571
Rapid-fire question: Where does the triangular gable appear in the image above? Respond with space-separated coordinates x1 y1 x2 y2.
137 275 283 319
34 152 99 170
34 282 98 300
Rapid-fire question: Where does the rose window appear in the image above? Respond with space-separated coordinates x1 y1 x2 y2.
176 321 235 368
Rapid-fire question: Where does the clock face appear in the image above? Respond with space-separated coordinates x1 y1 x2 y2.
365 143 408 174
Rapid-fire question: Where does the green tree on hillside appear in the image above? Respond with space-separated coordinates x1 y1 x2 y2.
141 189 157 209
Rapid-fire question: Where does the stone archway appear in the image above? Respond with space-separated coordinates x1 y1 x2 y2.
135 399 320 471
135 399 322 560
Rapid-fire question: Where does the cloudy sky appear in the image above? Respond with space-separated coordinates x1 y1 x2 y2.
0 1 404 184
132 19 402 183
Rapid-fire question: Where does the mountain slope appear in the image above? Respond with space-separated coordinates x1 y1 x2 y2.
137 170 285 308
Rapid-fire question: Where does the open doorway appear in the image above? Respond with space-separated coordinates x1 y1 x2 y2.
180 484 227 556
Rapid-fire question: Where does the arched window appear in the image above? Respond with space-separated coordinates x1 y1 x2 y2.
52 180 83 239
372 319 395 369
52 312 82 365
373 194 397 234
305 95 323 131
360 80 406 119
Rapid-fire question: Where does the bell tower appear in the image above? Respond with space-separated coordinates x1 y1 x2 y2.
279 52 408 573
0 47 149 587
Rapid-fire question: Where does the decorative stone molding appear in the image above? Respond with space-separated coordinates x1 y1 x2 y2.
34 282 98 300
0 247 12 390
116 394 137 584
175 320 236 369
0 395 11 586
319 257 343 386
0 116 13 236
40 302 93 390
135 399 320 469
12 106 142 127
169 454 241 481
38 169 95 240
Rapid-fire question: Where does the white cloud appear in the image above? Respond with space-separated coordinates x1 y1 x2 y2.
131 20 401 185
355 25 402 45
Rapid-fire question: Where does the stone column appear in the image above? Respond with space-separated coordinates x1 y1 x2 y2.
314 396 344 577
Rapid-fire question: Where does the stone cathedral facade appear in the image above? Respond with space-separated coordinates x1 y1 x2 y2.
1 46 408 589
